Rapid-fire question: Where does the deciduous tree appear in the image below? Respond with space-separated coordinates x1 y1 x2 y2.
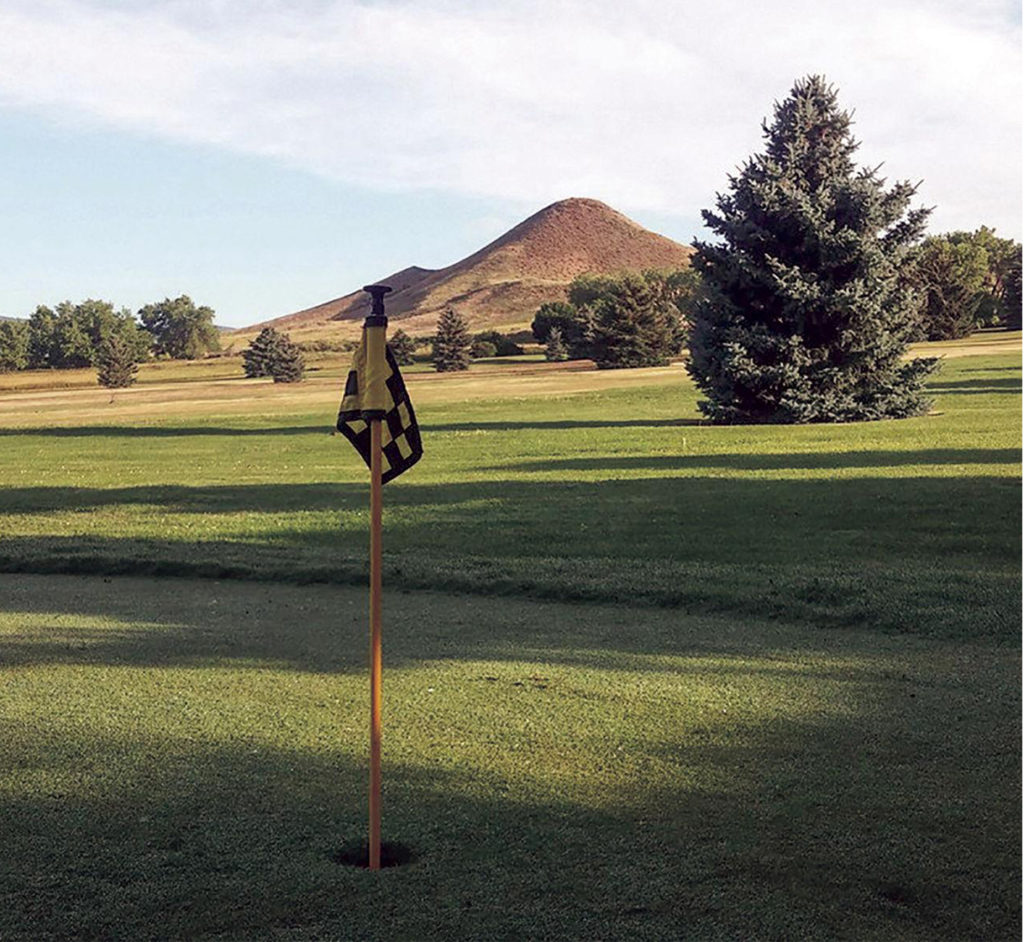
0 320 29 373
908 235 991 340
139 295 219 360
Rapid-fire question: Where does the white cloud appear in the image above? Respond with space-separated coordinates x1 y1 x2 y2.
0 0 1019 236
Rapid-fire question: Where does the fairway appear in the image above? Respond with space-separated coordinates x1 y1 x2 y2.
0 339 1021 939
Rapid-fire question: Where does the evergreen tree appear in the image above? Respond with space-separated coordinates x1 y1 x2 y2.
243 327 284 378
688 75 936 423
569 271 684 369
544 326 569 362
242 327 304 382
432 308 471 372
389 328 417 366
96 332 139 388
270 332 305 383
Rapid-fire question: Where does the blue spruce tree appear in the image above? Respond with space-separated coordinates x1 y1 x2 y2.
688 76 936 423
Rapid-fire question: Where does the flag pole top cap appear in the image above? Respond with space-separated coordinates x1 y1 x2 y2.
362 285 391 327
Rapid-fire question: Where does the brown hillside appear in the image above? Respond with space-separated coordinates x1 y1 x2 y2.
235 198 693 343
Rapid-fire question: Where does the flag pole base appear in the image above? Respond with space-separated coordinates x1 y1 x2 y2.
331 840 416 869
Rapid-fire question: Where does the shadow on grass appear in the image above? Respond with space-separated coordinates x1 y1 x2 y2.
0 463 1019 641
0 425 333 438
0 618 1018 941
498 448 1020 474
421 419 705 432
925 377 1021 391
2 446 1018 516
0 572 960 682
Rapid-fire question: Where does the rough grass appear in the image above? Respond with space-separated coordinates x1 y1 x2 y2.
0 573 1019 941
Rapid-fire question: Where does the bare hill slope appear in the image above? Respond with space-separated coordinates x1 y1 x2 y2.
237 198 693 342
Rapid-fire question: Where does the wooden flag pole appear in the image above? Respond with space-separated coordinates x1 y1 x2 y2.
368 416 383 871
361 283 391 874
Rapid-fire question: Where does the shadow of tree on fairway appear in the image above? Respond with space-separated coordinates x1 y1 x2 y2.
926 377 1022 395
2 446 1018 517
1 482 362 514
926 376 1021 389
499 448 1021 474
0 459 1019 641
0 425 333 438
0 572 968 681
421 419 705 432
0 613 1018 942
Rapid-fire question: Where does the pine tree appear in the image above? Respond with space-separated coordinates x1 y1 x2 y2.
242 327 281 378
270 332 305 383
688 75 936 423
544 326 569 362
243 327 304 382
389 328 417 366
569 271 684 369
432 308 471 372
96 332 139 388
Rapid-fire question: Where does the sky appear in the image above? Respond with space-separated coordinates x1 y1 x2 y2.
0 0 1020 327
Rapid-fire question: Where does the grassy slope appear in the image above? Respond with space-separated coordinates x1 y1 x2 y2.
0 346 1019 641
0 574 1019 941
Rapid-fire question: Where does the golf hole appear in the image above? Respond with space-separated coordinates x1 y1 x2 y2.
331 841 416 869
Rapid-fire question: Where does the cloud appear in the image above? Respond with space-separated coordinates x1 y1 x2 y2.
0 0 1019 235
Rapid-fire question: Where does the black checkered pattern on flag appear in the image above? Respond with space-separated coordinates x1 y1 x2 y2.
337 346 423 484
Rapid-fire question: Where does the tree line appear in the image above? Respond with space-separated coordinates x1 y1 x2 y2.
520 223 1020 376
3 74 1019 411
0 296 220 374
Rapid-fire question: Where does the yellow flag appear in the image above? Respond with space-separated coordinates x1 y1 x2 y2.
337 325 423 484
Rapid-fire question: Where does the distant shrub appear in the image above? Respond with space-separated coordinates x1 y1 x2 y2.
473 330 523 356
471 339 497 359
296 338 356 353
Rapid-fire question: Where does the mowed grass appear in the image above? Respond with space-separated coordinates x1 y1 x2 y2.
0 336 1020 939
0 341 1020 641
0 573 1019 940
